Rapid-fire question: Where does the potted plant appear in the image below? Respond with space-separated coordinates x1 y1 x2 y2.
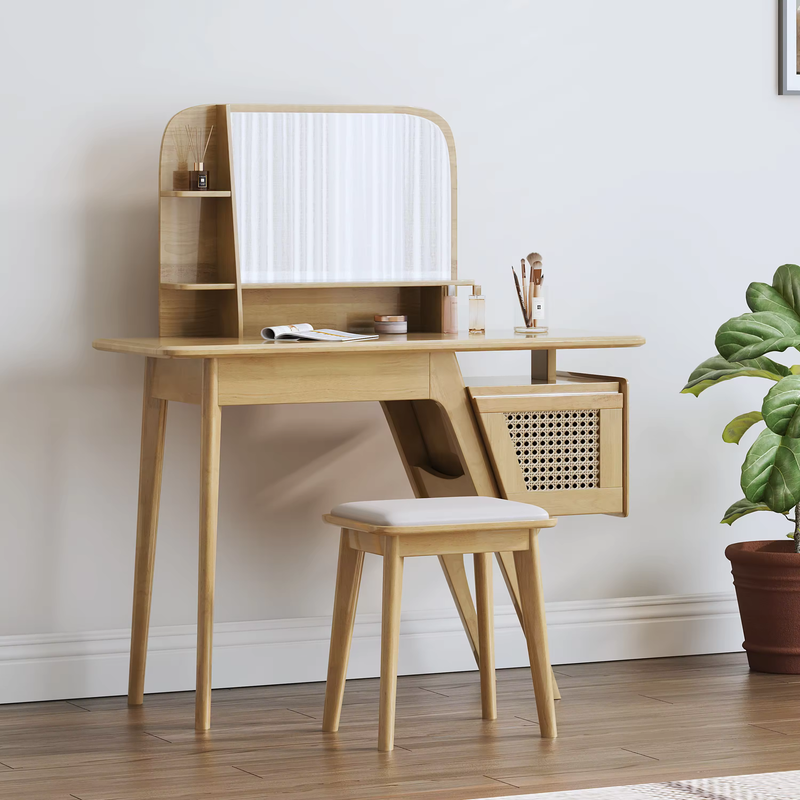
682 263 800 673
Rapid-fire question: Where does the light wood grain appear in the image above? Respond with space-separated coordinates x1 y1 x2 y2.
127 358 168 707
600 408 624 488
217 353 429 406
474 393 623 413
531 349 556 383
92 331 646 358
379 536 404 752
327 516 555 751
474 552 496 720
240 285 425 337
160 283 237 291
495 551 561 700
196 359 222 732
380 401 482 667
160 190 232 197
503 488 623 516
322 532 364 733
514 531 557 739
150 358 202 404
4 653 797 800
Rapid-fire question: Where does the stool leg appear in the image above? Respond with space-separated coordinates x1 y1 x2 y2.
322 531 365 733
496 552 561 700
514 530 557 739
473 552 497 720
378 536 404 752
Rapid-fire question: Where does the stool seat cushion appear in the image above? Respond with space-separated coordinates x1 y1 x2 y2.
330 497 548 528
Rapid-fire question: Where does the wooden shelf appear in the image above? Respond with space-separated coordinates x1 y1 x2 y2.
241 279 475 289
160 191 232 198
160 283 237 291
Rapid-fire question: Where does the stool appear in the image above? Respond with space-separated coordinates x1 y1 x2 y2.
320 496 558 751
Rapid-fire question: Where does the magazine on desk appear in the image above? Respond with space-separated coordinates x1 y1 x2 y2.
261 324 378 343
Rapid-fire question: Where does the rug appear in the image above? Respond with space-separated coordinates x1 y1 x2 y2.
487 770 800 799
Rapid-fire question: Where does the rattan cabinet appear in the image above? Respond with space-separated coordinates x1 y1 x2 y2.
469 373 628 516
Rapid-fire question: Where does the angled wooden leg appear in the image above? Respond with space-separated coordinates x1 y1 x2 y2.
439 554 480 665
378 536 404 752
196 359 222 732
496 551 561 700
473 552 496 720
514 531 557 739
322 531 365 733
128 357 168 707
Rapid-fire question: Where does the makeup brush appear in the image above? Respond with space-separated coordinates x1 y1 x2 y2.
520 258 530 326
526 252 542 271
511 266 529 326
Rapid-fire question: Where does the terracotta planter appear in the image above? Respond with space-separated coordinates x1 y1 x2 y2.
726 540 800 673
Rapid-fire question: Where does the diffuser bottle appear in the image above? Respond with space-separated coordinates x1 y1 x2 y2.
469 285 485 334
442 286 458 333
190 162 209 190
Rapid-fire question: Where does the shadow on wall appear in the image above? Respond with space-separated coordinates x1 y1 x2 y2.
0 147 418 636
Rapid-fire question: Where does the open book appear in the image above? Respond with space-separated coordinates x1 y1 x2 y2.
261 323 378 343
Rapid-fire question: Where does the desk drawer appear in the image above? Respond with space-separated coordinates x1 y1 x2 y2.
469 373 627 516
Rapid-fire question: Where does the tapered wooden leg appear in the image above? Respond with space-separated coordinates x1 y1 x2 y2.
514 532 557 738
496 551 561 700
473 552 496 720
378 536 404 752
128 358 168 707
439 554 480 665
196 359 221 732
322 531 365 733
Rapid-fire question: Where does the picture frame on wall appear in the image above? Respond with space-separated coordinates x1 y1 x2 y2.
780 0 800 94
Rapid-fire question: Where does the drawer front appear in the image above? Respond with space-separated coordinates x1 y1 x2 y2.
470 376 627 516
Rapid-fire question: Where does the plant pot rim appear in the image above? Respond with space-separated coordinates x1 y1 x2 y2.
726 539 800 566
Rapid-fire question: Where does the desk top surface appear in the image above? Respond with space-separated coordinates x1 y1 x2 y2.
93 329 645 358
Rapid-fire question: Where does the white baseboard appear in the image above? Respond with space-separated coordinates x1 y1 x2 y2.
0 592 743 704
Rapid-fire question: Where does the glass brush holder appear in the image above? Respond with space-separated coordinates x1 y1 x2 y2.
515 283 548 334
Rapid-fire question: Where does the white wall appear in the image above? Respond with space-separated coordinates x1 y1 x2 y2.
1 0 793 701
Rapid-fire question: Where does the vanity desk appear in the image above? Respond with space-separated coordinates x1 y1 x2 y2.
93 104 644 731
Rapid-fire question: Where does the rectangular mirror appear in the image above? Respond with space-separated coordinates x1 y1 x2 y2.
230 111 452 284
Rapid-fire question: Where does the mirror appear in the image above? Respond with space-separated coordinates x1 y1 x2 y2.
230 111 452 284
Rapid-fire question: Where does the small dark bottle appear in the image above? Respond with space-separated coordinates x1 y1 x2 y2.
190 161 209 190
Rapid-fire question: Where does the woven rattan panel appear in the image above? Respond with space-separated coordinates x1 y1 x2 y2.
504 410 600 492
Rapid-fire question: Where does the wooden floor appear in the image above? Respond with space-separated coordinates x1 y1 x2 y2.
2 653 800 799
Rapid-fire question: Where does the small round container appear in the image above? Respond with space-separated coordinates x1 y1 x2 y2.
374 314 408 334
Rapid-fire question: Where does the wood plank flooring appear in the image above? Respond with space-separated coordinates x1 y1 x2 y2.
2 653 800 799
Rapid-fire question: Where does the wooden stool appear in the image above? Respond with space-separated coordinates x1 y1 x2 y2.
320 496 558 751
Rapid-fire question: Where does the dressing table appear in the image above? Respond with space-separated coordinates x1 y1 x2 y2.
93 104 644 731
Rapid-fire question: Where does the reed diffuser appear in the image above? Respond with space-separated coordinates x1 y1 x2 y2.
187 125 214 190
171 128 191 190
512 252 547 334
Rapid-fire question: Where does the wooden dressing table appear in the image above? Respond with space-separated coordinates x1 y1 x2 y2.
93 104 644 731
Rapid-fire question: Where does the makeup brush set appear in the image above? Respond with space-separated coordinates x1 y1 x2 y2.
512 252 545 330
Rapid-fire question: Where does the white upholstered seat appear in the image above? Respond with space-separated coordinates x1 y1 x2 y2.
330 496 548 528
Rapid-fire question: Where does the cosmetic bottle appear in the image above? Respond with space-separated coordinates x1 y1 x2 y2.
190 162 209 190
442 286 458 333
469 285 485 334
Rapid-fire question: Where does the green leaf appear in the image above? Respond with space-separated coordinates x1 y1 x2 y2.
681 355 789 396
741 428 800 512
763 375 800 437
715 311 800 361
721 498 772 525
747 282 797 316
792 366 800 375
722 411 763 444
773 264 800 312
